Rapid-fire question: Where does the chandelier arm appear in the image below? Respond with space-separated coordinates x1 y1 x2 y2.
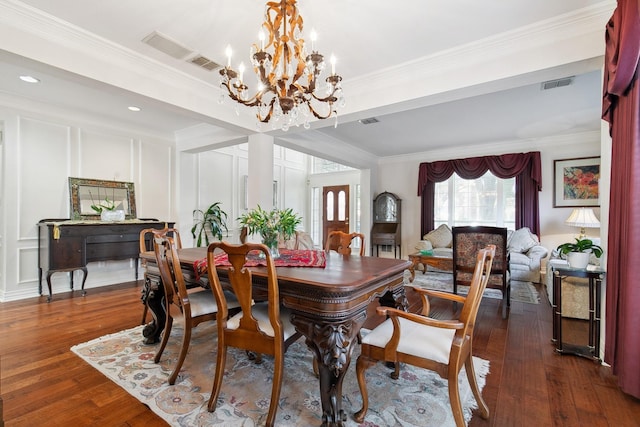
257 98 276 123
306 100 335 120
221 80 264 108
309 87 340 103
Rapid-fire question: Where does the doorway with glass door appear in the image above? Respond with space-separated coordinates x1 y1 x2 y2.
322 185 350 250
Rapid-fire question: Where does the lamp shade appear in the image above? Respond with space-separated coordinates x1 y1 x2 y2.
565 208 600 228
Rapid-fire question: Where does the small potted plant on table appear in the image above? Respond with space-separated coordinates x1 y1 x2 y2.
557 238 603 269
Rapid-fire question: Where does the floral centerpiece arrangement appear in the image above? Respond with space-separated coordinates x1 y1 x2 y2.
238 206 302 257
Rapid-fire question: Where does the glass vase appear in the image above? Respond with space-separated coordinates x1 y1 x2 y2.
261 230 280 259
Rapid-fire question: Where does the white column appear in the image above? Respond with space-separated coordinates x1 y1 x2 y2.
247 133 274 210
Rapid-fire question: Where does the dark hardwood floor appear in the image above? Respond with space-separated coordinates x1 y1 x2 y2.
1 280 640 426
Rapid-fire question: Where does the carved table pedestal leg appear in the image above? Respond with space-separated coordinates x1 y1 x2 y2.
141 273 166 344
291 310 367 427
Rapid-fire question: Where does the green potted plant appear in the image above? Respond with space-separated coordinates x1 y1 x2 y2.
238 205 302 257
557 238 603 269
191 202 228 247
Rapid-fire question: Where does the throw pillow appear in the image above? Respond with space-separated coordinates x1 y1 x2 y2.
415 240 433 251
508 227 538 253
422 224 452 248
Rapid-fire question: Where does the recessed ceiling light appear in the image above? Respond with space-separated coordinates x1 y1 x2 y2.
19 75 40 83
128 106 141 112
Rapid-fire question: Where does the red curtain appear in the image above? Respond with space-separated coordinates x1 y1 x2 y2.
417 152 542 236
602 0 640 399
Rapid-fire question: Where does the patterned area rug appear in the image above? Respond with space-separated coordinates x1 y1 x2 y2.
71 321 490 426
407 270 540 304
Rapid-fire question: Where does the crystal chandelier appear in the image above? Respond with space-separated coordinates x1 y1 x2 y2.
219 0 344 131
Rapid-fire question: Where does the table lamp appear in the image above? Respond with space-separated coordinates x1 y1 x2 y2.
565 208 600 239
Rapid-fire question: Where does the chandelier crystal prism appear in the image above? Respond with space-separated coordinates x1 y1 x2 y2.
219 0 344 130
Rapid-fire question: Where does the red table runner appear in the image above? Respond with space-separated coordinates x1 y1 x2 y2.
193 249 326 280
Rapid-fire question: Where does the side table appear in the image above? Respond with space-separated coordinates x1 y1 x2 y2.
551 265 605 362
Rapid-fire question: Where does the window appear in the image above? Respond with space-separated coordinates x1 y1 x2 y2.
312 158 355 174
311 187 320 244
434 172 515 229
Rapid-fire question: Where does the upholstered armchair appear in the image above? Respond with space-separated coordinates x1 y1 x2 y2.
507 227 548 284
415 225 548 287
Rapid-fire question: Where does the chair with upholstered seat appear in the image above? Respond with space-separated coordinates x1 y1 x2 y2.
153 235 239 385
325 230 365 256
206 241 302 427
139 227 182 325
354 245 495 427
452 226 509 318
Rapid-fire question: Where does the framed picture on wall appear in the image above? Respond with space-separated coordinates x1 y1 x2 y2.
553 156 600 207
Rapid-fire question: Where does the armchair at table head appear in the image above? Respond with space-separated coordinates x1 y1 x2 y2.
452 226 510 319
206 241 302 427
354 245 496 427
325 230 365 256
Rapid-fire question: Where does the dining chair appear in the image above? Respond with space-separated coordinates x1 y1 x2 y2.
153 234 239 385
139 227 182 325
206 241 302 427
354 245 496 427
325 230 365 256
452 226 510 318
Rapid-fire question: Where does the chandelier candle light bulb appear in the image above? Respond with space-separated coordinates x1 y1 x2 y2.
310 29 317 51
225 45 232 67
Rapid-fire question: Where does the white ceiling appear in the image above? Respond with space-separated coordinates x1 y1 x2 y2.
0 0 614 161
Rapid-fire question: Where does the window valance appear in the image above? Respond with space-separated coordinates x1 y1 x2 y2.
417 152 541 236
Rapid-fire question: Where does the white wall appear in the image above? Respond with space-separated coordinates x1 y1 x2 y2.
0 105 175 302
376 131 603 261
176 142 311 248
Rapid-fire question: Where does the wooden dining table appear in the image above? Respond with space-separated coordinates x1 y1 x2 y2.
140 247 411 427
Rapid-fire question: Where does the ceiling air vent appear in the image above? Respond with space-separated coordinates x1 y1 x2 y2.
541 76 574 90
189 55 221 71
142 31 193 60
359 117 379 125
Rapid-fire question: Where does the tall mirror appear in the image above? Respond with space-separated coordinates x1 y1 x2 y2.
69 177 137 220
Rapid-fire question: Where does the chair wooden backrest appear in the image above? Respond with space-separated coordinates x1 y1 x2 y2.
206 242 301 426
153 234 222 385
354 245 496 427
452 226 509 318
153 235 182 314
140 227 182 254
139 227 182 325
325 230 365 256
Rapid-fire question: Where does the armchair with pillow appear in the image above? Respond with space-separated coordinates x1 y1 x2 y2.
415 225 548 286
415 224 454 258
